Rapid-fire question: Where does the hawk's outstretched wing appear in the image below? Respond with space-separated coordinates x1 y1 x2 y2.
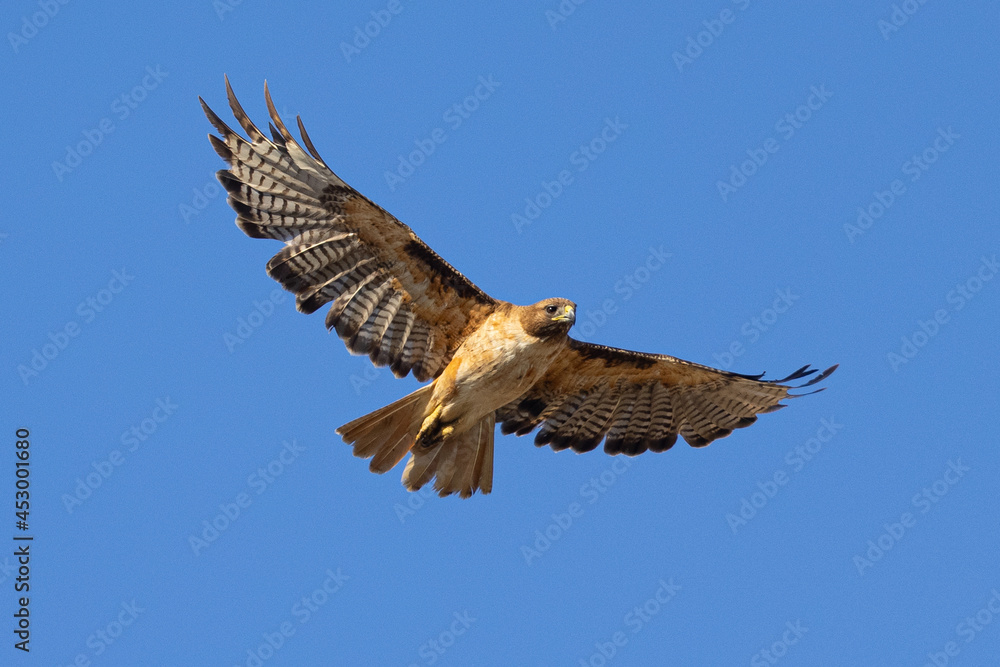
201 78 498 381
496 338 837 454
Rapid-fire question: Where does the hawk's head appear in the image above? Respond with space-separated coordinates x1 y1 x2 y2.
520 298 576 339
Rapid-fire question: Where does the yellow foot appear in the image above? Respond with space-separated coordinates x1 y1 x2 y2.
415 405 443 448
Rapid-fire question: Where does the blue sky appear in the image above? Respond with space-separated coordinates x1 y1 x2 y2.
3 0 999 664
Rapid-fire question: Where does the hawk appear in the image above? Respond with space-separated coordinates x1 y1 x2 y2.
201 78 836 498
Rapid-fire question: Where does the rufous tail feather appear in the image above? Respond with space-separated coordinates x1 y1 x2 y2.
336 388 495 497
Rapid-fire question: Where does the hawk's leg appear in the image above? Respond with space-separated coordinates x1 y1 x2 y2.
415 405 452 448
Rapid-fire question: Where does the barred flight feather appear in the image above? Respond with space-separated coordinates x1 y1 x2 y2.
603 384 639 455
332 271 391 341
266 232 358 291
353 289 403 357
300 258 375 316
399 322 430 379
202 76 498 382
549 384 608 452
381 308 415 372
571 385 622 453
499 337 837 457
624 383 655 445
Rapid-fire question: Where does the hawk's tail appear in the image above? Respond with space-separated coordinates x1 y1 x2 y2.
336 387 494 498
337 385 434 476
403 413 494 499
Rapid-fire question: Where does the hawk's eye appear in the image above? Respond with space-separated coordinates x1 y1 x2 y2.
545 305 558 315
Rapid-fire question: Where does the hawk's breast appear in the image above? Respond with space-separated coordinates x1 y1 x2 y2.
434 308 567 429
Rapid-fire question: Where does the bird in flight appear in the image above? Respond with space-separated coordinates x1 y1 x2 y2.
201 78 836 498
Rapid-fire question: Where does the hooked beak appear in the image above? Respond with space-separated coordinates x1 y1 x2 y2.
552 304 575 323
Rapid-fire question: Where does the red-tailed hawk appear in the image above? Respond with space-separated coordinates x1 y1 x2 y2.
201 78 836 498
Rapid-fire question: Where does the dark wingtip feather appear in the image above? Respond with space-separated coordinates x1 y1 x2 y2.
324 306 337 331
603 439 623 455
297 115 328 166
647 433 678 452
268 123 284 145
369 346 391 368
548 435 573 452
534 430 554 447
801 364 838 387
235 218 270 240
291 291 323 316
264 80 297 145
682 433 711 448
412 364 432 384
571 437 602 454
227 196 257 220
216 170 243 196
347 331 377 356
266 253 299 285
738 362 838 393
264 249 286 274
683 427 734 447
389 357 413 379
208 134 233 162
201 97 236 137
783 363 838 396
774 365 815 384
621 438 653 456
225 75 267 142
